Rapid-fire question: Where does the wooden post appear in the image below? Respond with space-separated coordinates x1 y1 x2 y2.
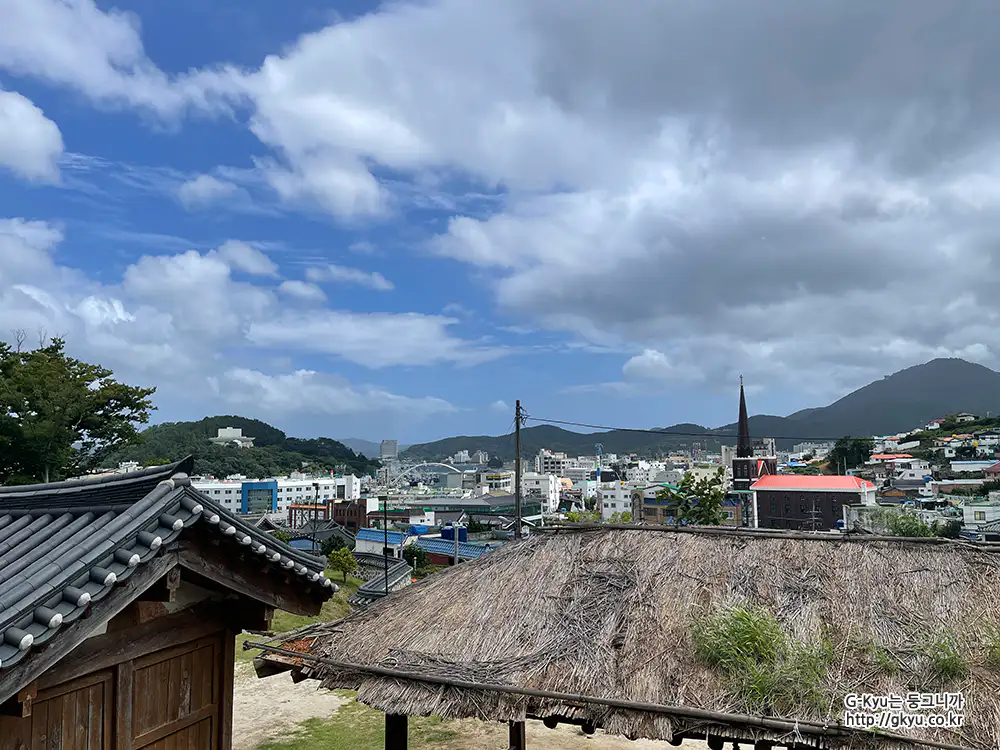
385 713 408 750
508 720 526 749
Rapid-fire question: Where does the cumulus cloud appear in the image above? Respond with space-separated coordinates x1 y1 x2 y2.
0 90 63 182
0 0 244 116
278 280 327 303
0 220 489 432
177 174 243 208
11 0 1000 397
222 368 455 418
215 240 279 277
490 399 510 412
305 263 393 291
247 311 506 368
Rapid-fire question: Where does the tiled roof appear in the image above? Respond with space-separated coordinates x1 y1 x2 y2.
752 475 876 491
356 527 408 545
0 457 332 672
414 537 497 559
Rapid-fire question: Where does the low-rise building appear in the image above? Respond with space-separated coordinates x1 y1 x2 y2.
354 527 413 558
752 475 877 531
209 426 255 448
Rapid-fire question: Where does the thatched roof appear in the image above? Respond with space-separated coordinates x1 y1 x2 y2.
255 526 1000 750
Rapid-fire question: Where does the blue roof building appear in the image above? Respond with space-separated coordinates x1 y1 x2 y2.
415 537 497 560
355 527 409 545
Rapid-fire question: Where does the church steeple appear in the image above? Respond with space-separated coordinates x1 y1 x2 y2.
737 375 752 459
732 376 754 493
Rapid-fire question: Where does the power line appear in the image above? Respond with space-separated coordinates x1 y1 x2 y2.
523 416 856 443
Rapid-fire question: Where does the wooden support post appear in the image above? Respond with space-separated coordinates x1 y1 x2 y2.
385 713 408 750
508 720 526 750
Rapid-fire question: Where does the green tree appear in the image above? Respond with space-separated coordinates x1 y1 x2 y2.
655 468 728 525
608 511 633 523
0 337 156 484
320 535 348 557
403 544 428 569
933 519 962 539
565 510 600 523
327 547 358 581
271 529 292 544
826 437 875 472
487 456 504 469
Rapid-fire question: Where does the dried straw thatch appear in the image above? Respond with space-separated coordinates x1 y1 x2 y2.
259 527 1000 750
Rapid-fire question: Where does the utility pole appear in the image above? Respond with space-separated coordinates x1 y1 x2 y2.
381 495 389 596
514 400 523 540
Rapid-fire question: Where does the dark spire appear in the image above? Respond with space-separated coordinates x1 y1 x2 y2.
737 375 752 458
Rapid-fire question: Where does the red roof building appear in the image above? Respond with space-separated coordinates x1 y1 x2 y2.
752 474 877 531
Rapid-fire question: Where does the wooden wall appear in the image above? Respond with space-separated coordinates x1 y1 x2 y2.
0 601 236 750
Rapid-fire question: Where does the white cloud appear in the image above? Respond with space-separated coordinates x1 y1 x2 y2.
0 90 63 182
278 280 326 303
0 0 243 116
216 240 279 277
177 174 242 208
349 240 377 255
247 311 506 368
222 368 455 418
0 220 494 433
490 399 510 412
305 263 394 291
622 350 693 384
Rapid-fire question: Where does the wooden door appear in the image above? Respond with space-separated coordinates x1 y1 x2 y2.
128 634 224 750
0 671 113 750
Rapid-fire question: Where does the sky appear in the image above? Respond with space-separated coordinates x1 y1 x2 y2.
1 0 999 443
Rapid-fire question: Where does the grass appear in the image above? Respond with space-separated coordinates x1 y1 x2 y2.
255 695 461 750
237 573 364 662
692 604 834 715
922 632 969 684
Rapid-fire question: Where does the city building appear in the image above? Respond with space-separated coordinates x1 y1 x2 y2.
521 472 560 513
473 450 489 464
535 449 570 475
452 450 472 464
209 426 255 448
752 475 877 530
191 473 363 515
598 482 632 520
381 439 399 459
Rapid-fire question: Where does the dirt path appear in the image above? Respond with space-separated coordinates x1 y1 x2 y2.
233 663 349 750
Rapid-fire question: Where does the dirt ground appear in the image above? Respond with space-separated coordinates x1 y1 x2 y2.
233 662 709 750
233 663 350 750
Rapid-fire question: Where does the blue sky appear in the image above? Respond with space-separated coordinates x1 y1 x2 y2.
2 1 998 443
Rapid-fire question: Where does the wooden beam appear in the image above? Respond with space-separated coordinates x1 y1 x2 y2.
115 662 134 750
140 565 181 602
37 599 226 691
219 628 236 750
508 720 526 750
178 537 323 616
0 681 36 717
385 713 408 750
0 552 178 706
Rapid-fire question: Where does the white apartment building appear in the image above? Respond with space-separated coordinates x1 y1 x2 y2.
522 472 560 513
535 449 570 475
452 450 471 463
472 450 489 464
209 426 255 449
964 499 1000 531
191 473 363 515
598 482 633 521
625 461 668 483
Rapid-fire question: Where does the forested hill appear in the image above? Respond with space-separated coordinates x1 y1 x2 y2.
104 416 380 478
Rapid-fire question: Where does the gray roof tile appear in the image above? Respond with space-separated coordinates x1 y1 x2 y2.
0 457 332 671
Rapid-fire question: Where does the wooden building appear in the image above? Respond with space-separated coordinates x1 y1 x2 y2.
0 458 334 749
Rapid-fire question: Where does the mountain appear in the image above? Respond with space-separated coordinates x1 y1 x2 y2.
338 438 410 458
402 358 1000 460
106 416 381 477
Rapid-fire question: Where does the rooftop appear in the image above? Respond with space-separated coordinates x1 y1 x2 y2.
256 525 1000 749
0 457 332 699
752 475 876 491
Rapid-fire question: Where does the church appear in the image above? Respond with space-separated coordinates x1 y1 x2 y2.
726 378 778 524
